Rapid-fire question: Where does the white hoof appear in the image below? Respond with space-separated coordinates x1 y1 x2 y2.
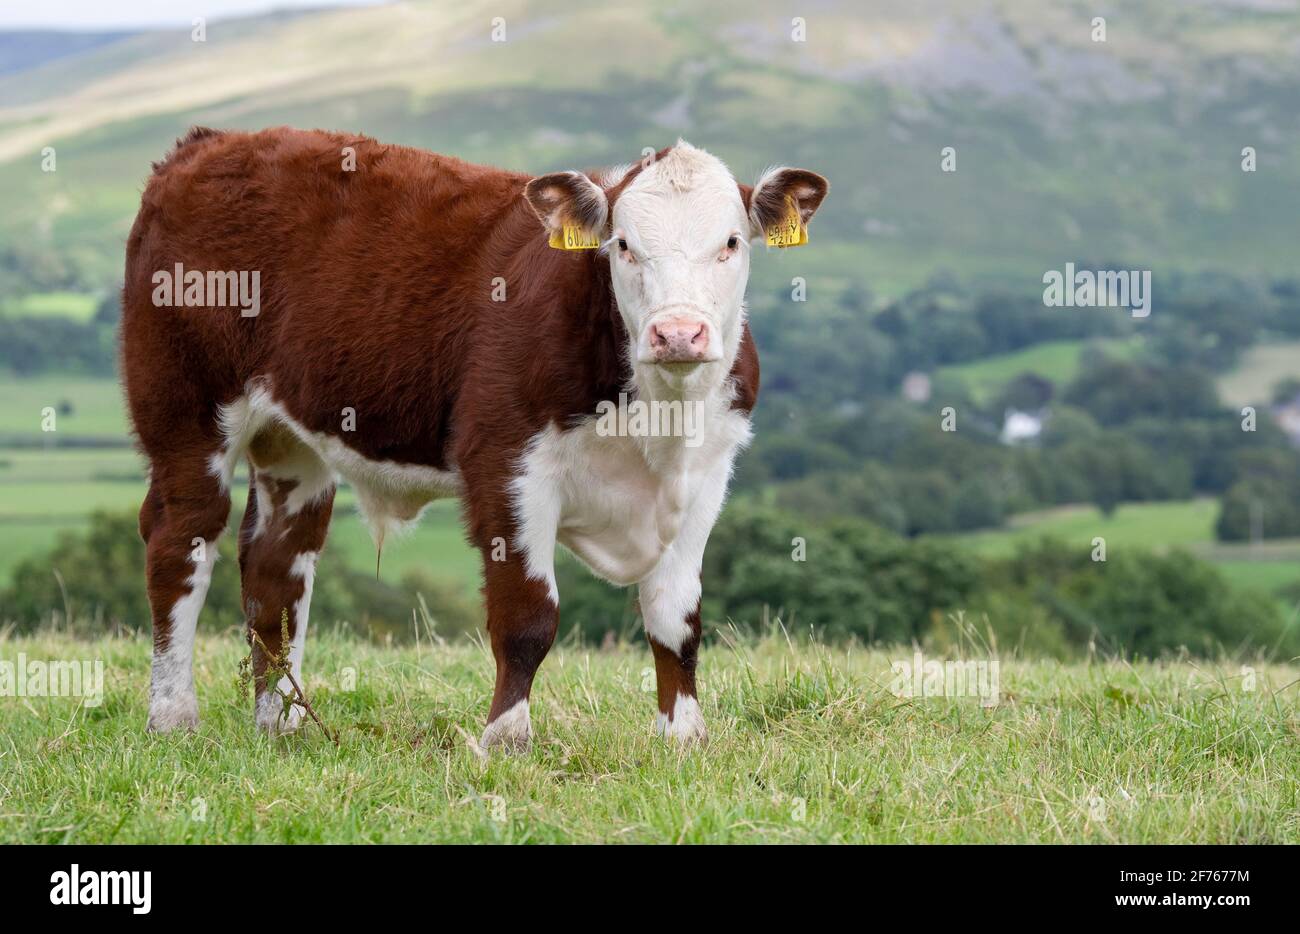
147 693 199 733
480 699 531 753
255 690 304 735
655 694 707 744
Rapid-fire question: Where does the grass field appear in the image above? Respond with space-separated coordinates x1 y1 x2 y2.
1 629 1296 844
1217 340 1300 407
0 290 100 322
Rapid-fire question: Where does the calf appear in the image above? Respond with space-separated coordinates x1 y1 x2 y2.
122 127 828 747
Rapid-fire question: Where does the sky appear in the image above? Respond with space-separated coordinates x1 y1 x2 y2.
0 0 388 31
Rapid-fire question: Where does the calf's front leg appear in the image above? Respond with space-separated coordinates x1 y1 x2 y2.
638 453 735 743
640 555 708 743
480 556 559 753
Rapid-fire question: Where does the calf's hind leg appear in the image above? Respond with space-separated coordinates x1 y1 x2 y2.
140 447 232 733
237 428 335 734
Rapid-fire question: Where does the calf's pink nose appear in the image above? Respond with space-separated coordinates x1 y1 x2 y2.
649 317 710 363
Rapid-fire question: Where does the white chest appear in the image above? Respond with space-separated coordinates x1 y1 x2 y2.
512 403 751 588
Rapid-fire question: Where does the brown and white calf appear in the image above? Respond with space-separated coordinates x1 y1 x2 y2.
121 127 828 747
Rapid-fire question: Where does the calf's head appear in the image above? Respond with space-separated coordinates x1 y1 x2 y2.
526 142 828 389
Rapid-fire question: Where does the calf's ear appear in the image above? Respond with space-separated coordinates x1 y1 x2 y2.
524 171 609 241
743 168 829 240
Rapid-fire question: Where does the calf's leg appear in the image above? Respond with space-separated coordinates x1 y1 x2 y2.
237 430 335 734
636 456 735 743
140 445 231 732
480 557 559 752
640 571 706 743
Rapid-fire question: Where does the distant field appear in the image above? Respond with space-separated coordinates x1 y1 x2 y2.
0 450 151 575
3 630 1295 843
2 375 1296 604
941 498 1300 599
0 376 128 440
1217 340 1300 407
938 337 1143 402
0 447 140 482
1214 560 1300 600
0 290 100 321
0 468 480 587
941 499 1221 556
0 374 481 585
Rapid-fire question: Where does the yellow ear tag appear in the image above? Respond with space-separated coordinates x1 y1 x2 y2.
549 222 602 250
765 195 808 248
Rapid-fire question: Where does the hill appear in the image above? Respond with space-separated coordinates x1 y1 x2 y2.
1 0 1299 293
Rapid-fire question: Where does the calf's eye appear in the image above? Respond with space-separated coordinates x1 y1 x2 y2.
727 236 739 250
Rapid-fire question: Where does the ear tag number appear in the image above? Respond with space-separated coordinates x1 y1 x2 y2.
765 195 808 248
549 222 601 250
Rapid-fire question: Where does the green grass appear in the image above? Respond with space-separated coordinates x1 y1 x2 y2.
942 499 1221 557
938 337 1143 403
1215 560 1300 598
0 290 100 322
0 629 1295 843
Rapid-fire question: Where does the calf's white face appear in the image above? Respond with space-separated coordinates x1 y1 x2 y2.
607 145 751 375
525 141 828 390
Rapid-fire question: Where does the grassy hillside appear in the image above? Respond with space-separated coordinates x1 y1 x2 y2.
3 630 1295 843
0 30 135 77
2 0 1299 293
